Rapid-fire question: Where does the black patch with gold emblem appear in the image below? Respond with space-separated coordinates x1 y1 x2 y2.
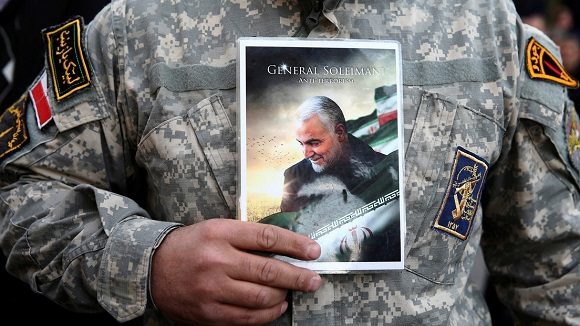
526 37 579 88
0 95 29 161
43 16 92 101
433 147 488 240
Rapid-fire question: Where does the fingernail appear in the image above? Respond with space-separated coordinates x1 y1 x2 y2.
308 275 321 292
307 242 321 260
280 301 288 315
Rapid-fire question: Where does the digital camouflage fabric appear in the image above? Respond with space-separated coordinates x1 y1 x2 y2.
0 0 578 325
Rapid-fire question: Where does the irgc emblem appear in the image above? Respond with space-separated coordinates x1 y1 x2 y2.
434 147 489 240
566 108 580 172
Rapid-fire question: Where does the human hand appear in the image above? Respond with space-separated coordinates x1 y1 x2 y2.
150 219 322 325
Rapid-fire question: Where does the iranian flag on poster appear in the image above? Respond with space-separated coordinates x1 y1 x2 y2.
349 85 398 155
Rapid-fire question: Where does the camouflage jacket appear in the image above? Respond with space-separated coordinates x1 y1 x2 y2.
0 0 578 325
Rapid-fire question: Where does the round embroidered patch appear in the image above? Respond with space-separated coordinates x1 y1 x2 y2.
566 108 580 172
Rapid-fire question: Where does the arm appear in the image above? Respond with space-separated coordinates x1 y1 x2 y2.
482 24 580 324
0 4 180 320
0 3 321 324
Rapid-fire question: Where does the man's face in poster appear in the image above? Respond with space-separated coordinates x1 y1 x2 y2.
295 114 347 172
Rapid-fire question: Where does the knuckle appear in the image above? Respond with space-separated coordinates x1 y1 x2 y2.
201 220 222 240
195 249 227 273
258 259 279 283
240 254 254 274
257 225 279 250
195 248 216 267
197 303 217 323
253 287 270 307
193 276 217 299
238 311 260 325
294 270 308 290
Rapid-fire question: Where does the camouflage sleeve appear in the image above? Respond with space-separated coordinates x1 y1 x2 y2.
0 2 181 322
482 25 580 324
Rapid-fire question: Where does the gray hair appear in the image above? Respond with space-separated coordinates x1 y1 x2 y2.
296 96 346 132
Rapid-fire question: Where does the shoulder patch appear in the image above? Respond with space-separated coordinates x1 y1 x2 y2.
526 37 579 88
0 95 29 161
566 107 580 172
433 147 488 241
43 16 92 101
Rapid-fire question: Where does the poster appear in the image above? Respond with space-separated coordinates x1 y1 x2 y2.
238 38 405 271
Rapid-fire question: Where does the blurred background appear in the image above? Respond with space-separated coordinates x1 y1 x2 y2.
0 0 578 325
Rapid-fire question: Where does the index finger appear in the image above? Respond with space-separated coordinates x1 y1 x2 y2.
226 221 321 261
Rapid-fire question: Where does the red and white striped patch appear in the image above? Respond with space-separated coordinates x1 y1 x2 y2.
29 71 53 129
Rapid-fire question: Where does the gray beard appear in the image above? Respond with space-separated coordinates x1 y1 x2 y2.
311 161 324 172
311 151 396 185
310 146 344 173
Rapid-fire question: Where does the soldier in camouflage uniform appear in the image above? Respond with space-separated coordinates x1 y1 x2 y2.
0 0 578 325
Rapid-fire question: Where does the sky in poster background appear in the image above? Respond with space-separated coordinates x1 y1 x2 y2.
243 44 398 201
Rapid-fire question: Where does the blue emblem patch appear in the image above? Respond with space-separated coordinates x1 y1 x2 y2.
434 147 488 240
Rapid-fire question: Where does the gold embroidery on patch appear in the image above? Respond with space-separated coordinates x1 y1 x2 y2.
568 111 580 162
45 18 91 101
0 96 29 159
526 37 579 88
433 148 488 241
451 163 481 221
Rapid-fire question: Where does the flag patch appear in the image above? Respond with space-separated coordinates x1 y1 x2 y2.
526 37 579 88
44 17 91 101
29 71 53 129
0 95 29 161
433 147 488 240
